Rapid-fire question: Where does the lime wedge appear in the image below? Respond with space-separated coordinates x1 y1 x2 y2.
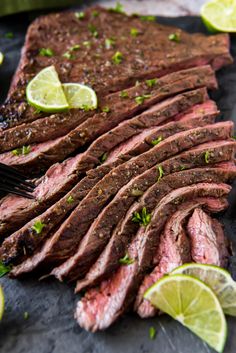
172 263 236 316
0 286 4 320
0 52 4 65
201 0 236 33
26 66 69 113
62 83 97 110
144 274 227 353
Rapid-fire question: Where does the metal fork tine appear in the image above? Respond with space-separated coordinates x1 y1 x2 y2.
0 163 35 188
0 185 35 199
0 171 35 191
2 178 35 193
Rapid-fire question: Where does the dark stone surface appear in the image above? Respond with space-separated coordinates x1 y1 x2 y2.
0 10 236 353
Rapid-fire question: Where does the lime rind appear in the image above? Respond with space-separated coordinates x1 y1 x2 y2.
172 263 236 316
62 83 97 110
0 286 4 320
144 274 227 353
0 52 4 65
201 0 236 33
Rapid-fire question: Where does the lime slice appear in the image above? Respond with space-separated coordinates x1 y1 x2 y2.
26 66 69 113
0 286 4 320
62 83 97 110
0 52 4 65
144 274 227 353
201 0 236 33
172 263 236 316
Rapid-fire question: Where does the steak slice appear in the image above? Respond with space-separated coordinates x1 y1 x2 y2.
11 146 236 278
135 202 229 318
187 208 230 267
75 161 236 292
75 183 231 332
2 6 231 128
0 91 211 238
0 66 216 153
1 122 233 266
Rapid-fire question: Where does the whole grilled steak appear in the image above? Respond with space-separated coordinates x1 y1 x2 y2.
0 92 213 239
1 7 231 129
75 183 231 331
1 122 232 266
135 204 229 318
11 145 236 278
187 208 230 266
75 162 236 292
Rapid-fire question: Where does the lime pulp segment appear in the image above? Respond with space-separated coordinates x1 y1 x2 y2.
201 0 236 32
62 83 97 109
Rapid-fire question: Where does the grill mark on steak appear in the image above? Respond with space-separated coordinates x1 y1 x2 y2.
135 201 229 318
75 162 236 292
74 183 231 332
49 122 234 282
0 89 208 238
1 122 233 266
11 147 236 278
187 208 230 267
2 6 231 129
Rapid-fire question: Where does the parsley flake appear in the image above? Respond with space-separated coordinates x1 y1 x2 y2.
135 94 151 105
32 220 45 235
130 28 139 37
149 326 156 340
0 262 12 278
102 106 110 113
112 51 123 64
12 145 31 156
119 90 129 98
140 15 156 22
110 2 124 14
119 253 135 265
105 38 115 49
75 12 85 19
39 48 54 57
24 312 29 320
168 32 180 43
157 165 164 182
151 136 162 146
70 44 80 51
180 165 186 171
88 24 98 38
204 150 210 164
83 41 91 48
132 207 151 226
146 78 157 87
63 51 75 60
67 195 74 204
99 152 108 164
5 32 14 39
92 10 99 17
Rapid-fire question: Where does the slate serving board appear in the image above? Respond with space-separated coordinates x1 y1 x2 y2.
0 9 236 353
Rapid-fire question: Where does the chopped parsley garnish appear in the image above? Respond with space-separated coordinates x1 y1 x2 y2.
75 12 85 19
132 207 151 226
204 150 210 164
105 38 115 49
70 44 80 51
157 165 164 182
83 41 91 48
99 152 108 164
67 195 74 204
63 51 75 60
39 48 54 57
24 312 29 320
110 2 124 14
88 24 98 38
82 104 92 111
151 136 162 146
149 326 156 340
92 10 99 17
12 145 31 156
5 32 14 39
102 106 110 113
180 165 186 171
135 94 151 105
119 90 129 98
140 15 156 22
112 51 123 64
119 253 135 265
168 32 180 42
0 262 12 278
146 78 157 87
32 220 45 235
130 28 139 37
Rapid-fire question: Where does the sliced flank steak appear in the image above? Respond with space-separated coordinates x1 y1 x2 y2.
1 121 233 266
2 6 231 129
187 208 230 267
75 183 231 332
75 162 236 292
135 203 230 318
0 95 213 239
11 145 236 278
